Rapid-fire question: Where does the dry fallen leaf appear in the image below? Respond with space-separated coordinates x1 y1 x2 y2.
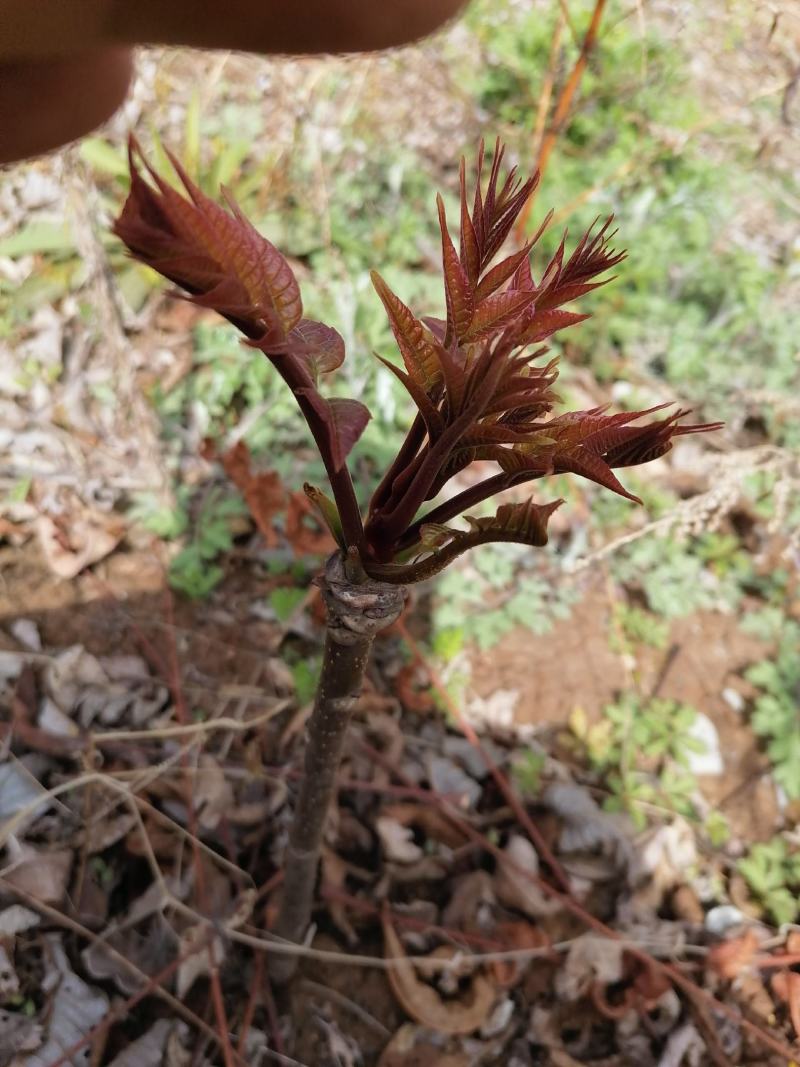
222 440 285 546
443 870 496 930
0 905 40 938
490 921 550 988
377 1024 470 1067
0 1007 42 1061
382 913 496 1036
3 840 72 904
376 815 425 864
382 802 467 850
176 923 224 999
106 1019 174 1066
770 970 800 1039
556 933 626 1001
36 504 125 579
285 489 335 555
193 754 235 831
25 934 109 1067
706 928 760 980
494 835 563 919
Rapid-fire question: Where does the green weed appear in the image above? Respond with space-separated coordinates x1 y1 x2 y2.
166 490 247 599
738 836 800 925
571 695 707 829
745 620 800 800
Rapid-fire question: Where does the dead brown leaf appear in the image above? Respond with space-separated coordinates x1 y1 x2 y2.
221 440 285 546
381 802 467 850
494 835 563 919
193 754 234 831
377 1024 469 1067
285 490 335 555
706 928 760 980
770 970 800 1039
3 841 72 904
395 662 435 715
36 503 125 579
376 816 424 864
382 913 496 1036
490 921 550 988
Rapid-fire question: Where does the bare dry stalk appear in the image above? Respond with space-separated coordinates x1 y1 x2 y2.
530 10 566 167
269 553 405 982
516 0 608 239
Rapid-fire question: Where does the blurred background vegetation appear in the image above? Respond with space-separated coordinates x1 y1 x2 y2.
1 0 799 891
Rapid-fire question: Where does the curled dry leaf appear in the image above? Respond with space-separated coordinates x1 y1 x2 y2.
3 840 72 905
382 913 496 1036
106 1019 174 1066
490 921 550 988
26 934 109 1067
381 802 468 850
221 440 285 546
376 815 425 864
377 1024 470 1067
495 835 563 919
286 489 335 555
36 503 125 579
706 928 760 980
556 933 626 1001
0 1007 42 1061
770 970 800 1039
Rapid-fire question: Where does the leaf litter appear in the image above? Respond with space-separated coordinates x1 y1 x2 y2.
1 595 799 1067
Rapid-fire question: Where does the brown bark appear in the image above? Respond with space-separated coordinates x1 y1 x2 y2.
269 553 405 983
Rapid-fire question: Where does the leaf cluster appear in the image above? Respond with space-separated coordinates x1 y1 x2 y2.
571 695 706 830
746 620 800 800
738 837 800 926
113 137 721 584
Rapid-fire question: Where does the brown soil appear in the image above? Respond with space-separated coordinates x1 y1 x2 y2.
470 578 779 843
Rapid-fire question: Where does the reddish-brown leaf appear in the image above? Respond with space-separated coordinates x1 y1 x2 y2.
770 970 800 1039
298 391 371 471
283 319 345 383
473 243 532 304
221 441 285 546
437 194 475 343
459 157 481 287
371 271 442 391
517 308 590 343
285 490 336 556
114 138 302 341
461 290 536 343
706 929 760 980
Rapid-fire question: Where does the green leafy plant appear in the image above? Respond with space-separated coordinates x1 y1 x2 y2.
512 749 546 797
610 603 669 651
611 534 747 618
571 695 707 829
746 620 800 800
166 490 247 599
432 555 579 653
113 135 720 980
738 836 800 925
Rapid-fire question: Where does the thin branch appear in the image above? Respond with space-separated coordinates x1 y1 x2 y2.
0 881 246 1067
516 0 609 239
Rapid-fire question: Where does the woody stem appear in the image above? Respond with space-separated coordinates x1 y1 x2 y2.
269 553 405 983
